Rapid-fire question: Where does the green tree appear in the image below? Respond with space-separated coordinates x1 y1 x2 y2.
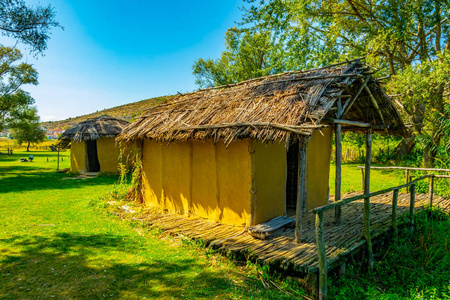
0 0 61 54
0 46 38 130
193 27 291 88
226 0 450 166
13 116 46 151
0 0 61 129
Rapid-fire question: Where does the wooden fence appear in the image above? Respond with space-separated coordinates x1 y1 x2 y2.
312 170 449 300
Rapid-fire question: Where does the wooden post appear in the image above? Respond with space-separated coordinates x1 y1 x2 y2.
57 145 60 171
315 211 327 300
335 124 342 224
405 169 409 193
429 175 434 207
410 183 416 232
295 136 308 243
364 128 374 272
392 189 399 238
360 168 365 191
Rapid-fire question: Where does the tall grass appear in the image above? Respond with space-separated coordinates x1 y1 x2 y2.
329 208 450 299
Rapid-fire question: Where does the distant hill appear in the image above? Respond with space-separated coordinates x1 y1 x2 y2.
41 95 174 130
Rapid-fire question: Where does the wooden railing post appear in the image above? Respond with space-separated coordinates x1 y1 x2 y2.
392 189 399 238
429 174 434 207
57 145 60 171
360 168 365 191
315 211 327 300
364 128 374 272
410 183 416 232
405 169 409 193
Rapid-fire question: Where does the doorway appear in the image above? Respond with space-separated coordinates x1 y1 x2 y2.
86 140 100 172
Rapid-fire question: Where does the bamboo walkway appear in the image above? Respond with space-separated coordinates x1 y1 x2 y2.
133 193 450 275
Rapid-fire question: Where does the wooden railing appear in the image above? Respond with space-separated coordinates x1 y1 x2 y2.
312 173 438 300
358 166 450 194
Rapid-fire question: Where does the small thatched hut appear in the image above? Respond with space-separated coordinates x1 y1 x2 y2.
59 115 129 173
120 59 407 228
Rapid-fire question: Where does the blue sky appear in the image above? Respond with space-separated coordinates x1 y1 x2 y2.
14 0 244 121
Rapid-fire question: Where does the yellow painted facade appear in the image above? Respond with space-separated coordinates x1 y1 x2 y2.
70 140 86 173
142 139 252 226
252 141 287 225
96 137 122 173
141 129 332 226
306 128 332 210
69 137 124 173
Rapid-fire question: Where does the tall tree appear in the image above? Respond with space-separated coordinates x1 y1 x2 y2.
12 113 45 151
193 27 294 88
0 46 38 130
237 0 450 166
0 0 61 129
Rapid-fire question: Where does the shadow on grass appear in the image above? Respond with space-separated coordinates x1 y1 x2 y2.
0 233 233 299
0 171 118 193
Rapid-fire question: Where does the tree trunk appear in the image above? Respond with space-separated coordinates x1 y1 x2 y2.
27 141 30 152
394 134 416 157
423 145 436 168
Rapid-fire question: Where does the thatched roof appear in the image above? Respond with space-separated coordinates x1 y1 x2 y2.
59 115 129 144
120 59 407 145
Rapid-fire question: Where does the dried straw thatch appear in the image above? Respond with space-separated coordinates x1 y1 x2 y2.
59 115 129 145
120 59 407 145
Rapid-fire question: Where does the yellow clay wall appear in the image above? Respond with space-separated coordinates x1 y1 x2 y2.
252 141 287 224
306 127 332 210
96 137 122 173
70 140 86 173
141 129 331 226
142 139 252 226
70 137 129 174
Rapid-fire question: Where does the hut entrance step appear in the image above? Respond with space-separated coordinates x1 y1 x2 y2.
248 216 295 239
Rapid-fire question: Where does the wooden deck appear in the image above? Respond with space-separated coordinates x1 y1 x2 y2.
133 192 450 275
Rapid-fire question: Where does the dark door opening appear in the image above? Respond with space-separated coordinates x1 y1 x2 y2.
86 140 100 172
286 139 299 216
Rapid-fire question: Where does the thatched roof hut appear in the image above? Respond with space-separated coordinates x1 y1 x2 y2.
60 115 129 144
60 115 129 173
119 59 407 229
120 59 407 145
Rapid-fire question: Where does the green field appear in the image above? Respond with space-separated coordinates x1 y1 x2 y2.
1 150 449 299
0 151 303 299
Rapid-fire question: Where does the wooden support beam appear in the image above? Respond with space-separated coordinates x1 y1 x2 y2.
342 76 371 116
392 189 399 238
364 127 374 272
356 166 450 172
364 85 388 134
295 136 308 243
316 211 327 300
324 118 371 128
335 124 342 224
177 122 326 136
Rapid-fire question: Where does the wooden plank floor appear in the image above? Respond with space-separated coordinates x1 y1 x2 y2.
133 193 450 275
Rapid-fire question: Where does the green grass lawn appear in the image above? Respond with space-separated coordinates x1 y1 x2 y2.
0 151 301 299
329 162 405 195
1 150 449 299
